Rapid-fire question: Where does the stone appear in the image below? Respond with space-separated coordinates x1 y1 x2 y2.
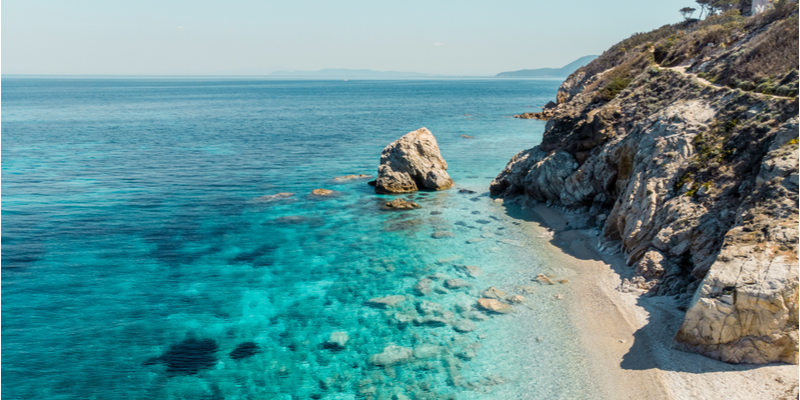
414 278 433 296
444 279 471 289
374 128 454 193
476 298 513 314
366 295 406 309
455 265 483 278
480 287 507 299
311 188 334 196
453 320 476 333
506 295 525 304
369 345 413 366
431 231 455 239
326 332 349 349
635 249 667 279
417 300 443 316
382 198 420 210
466 238 484 244
145 338 219 375
459 189 477 194
457 348 477 360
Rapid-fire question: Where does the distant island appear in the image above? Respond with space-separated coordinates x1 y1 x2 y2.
495 55 598 78
270 69 437 77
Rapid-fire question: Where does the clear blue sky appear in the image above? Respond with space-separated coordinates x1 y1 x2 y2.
3 0 695 76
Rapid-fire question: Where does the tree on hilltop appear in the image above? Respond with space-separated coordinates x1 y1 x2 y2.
680 6 698 20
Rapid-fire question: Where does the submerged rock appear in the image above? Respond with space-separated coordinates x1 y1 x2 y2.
506 295 525 304
431 231 455 239
382 198 420 210
456 265 483 278
366 295 406 309
453 320 476 333
230 341 260 360
369 345 413 366
414 278 433 296
374 128 454 193
311 188 334 196
444 279 471 289
413 345 442 359
146 338 219 375
480 287 507 299
334 174 372 181
476 298 513 314
254 192 294 202
325 332 349 349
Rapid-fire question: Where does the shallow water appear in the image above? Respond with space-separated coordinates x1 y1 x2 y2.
3 77 598 399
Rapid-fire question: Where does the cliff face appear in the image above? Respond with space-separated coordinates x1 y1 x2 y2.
491 6 799 364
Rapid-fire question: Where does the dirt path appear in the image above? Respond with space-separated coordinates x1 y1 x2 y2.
664 65 795 100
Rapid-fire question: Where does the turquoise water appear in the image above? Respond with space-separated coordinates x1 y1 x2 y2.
3 78 597 399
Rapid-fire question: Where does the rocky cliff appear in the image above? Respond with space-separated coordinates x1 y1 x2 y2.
491 6 799 364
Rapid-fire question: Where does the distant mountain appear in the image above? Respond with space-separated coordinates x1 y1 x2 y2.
495 55 598 78
270 69 437 77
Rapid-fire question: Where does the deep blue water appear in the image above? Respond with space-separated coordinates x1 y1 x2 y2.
3 78 597 399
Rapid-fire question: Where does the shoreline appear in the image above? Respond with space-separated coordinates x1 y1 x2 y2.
506 200 799 400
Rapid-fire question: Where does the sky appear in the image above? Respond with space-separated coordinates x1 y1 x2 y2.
3 0 696 76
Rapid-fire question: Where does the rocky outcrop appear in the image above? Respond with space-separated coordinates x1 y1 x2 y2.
375 128 454 194
491 10 799 364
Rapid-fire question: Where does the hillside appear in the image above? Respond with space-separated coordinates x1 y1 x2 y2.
495 55 598 78
491 4 799 364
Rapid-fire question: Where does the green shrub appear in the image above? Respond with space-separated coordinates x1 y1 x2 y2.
599 77 633 101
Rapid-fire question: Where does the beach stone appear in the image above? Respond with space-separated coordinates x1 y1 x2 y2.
453 320 476 333
456 265 483 278
369 345 413 366
325 332 349 349
311 188 333 196
382 198 420 210
366 295 406 309
477 298 513 314
459 189 477 194
506 295 525 304
466 238 485 244
413 345 442 359
480 287 507 299
444 279 471 289
374 127 454 193
414 278 433 296
431 231 455 238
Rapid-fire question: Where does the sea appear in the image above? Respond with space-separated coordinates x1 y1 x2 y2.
2 77 600 400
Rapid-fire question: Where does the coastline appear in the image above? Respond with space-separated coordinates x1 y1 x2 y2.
505 200 799 400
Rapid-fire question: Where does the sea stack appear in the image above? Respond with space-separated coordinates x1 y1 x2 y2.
374 128 454 194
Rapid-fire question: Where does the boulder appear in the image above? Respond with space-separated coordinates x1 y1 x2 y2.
476 298 513 314
374 128 454 193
